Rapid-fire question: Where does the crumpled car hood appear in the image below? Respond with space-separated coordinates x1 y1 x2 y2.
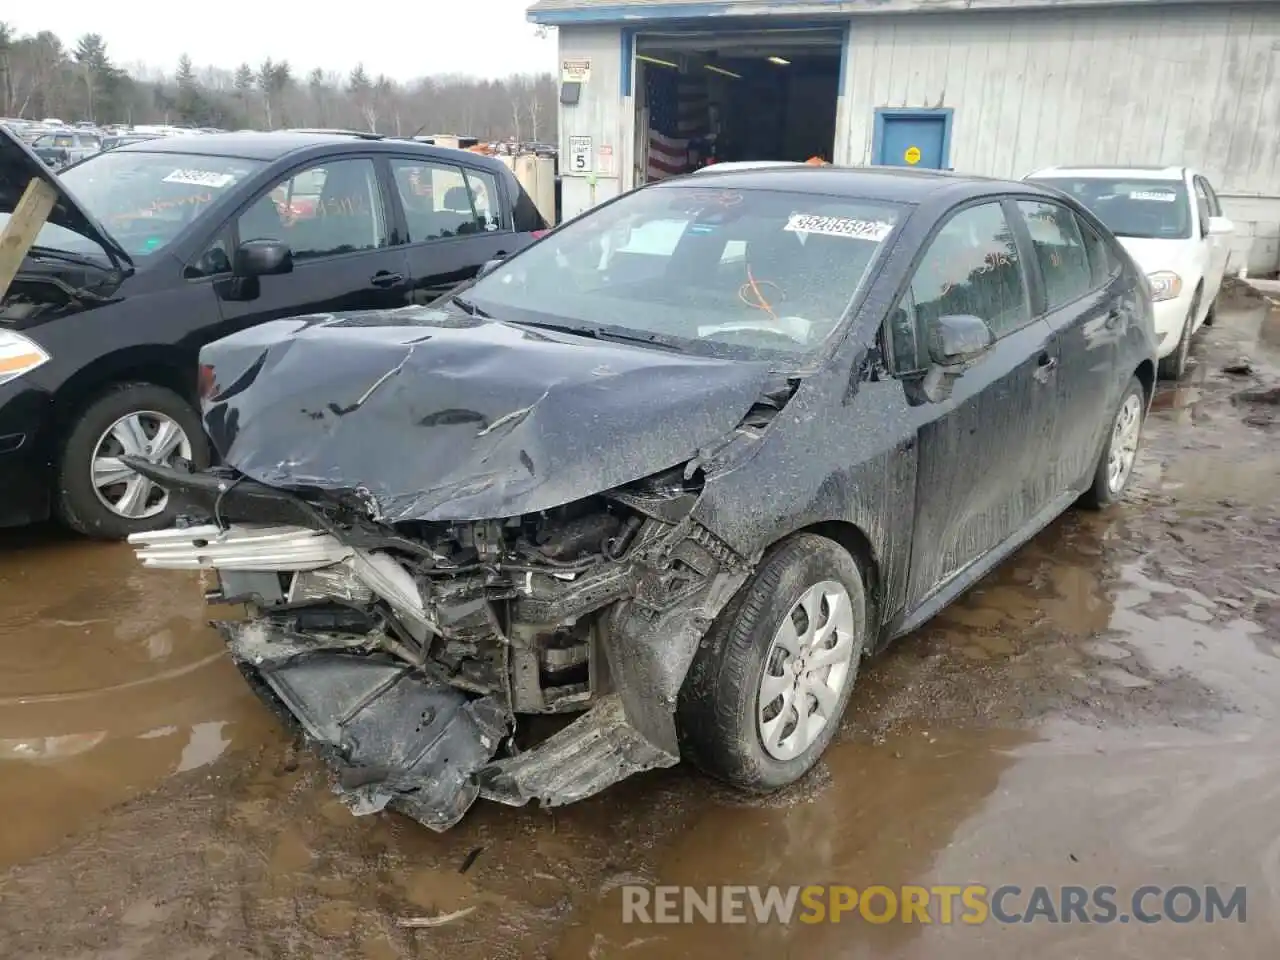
199 307 775 522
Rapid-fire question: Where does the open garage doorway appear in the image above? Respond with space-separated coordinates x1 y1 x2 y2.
633 26 844 184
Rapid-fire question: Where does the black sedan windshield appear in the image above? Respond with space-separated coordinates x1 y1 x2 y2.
1032 178 1192 240
17 150 264 259
466 183 903 360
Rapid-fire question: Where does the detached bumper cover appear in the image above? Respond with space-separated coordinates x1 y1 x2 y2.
244 644 511 831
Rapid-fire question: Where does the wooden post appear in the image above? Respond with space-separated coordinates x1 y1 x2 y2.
0 177 59 300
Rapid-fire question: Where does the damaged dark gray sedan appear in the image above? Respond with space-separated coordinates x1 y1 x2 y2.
127 166 1158 830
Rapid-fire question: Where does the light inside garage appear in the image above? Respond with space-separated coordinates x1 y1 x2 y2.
635 27 843 182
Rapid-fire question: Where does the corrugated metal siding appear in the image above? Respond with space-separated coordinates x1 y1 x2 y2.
839 2 1280 269
840 4 1280 194
557 26 630 220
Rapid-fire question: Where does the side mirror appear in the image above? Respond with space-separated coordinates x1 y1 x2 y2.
477 256 505 279
234 239 293 278
909 314 994 406
928 314 995 367
1207 215 1233 236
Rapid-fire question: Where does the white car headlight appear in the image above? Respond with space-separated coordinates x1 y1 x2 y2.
0 330 52 387
1146 271 1183 302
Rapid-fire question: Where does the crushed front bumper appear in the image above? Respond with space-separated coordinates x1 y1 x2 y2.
225 620 676 829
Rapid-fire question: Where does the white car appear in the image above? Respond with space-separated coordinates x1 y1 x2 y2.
1025 166 1233 379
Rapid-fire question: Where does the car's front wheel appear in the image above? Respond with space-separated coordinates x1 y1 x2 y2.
677 532 868 792
1158 290 1200 381
56 382 210 540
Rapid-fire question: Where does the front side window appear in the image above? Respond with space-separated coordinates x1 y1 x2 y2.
465 184 903 361
1030 177 1191 240
893 201 1029 369
390 159 498 242
1017 200 1092 310
0 149 265 260
237 158 388 260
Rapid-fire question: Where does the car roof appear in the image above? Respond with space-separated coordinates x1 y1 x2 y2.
1027 165 1187 182
664 164 1041 205
113 130 513 172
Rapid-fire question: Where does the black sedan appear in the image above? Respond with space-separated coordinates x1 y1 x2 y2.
0 126 547 538
127 166 1158 830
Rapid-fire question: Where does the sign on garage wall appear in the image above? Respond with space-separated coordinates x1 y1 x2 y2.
568 135 592 175
562 59 592 84
597 144 615 177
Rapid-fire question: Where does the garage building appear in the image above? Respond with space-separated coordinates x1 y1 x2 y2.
527 0 1280 274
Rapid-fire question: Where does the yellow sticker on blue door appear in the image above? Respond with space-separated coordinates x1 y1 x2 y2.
904 145 922 165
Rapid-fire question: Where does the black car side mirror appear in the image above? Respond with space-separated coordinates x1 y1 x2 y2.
928 314 995 366
910 314 995 405
234 239 293 278
477 256 505 279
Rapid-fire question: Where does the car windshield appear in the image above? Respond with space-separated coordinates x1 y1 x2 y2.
465 183 903 362
1033 177 1192 240
0 150 264 260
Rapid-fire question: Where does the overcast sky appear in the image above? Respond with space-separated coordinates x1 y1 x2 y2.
6 0 557 81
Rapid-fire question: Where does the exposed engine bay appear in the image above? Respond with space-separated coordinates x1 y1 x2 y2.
128 458 754 830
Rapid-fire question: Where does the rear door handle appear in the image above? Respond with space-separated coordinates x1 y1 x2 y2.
370 271 404 288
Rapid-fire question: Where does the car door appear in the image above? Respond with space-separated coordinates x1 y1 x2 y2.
208 155 412 334
1011 197 1126 491
386 156 516 305
889 199 1062 610
1194 174 1231 303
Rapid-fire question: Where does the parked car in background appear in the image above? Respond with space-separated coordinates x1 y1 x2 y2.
1025 165 1233 380
101 133 163 152
0 127 548 538
126 165 1157 833
29 129 101 169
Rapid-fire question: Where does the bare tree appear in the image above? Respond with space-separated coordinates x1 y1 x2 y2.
0 23 559 141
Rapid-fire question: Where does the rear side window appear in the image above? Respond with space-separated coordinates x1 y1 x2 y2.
1016 200 1092 310
390 159 498 242
909 201 1031 342
1076 216 1119 288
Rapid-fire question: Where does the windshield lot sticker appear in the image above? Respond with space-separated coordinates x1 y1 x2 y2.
784 214 893 241
1128 191 1177 202
163 169 237 188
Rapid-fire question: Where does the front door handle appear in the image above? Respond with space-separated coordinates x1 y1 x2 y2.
370 271 404 288
1104 309 1123 329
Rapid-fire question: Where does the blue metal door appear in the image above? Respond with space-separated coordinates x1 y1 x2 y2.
877 114 947 169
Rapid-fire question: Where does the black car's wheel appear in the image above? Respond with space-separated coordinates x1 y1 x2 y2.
56 382 210 540
1081 375 1146 510
1158 290 1200 381
677 533 868 792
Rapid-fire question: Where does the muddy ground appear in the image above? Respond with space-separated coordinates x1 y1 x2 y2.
1 293 1278 959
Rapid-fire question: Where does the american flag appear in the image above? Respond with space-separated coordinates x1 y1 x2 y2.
645 67 709 181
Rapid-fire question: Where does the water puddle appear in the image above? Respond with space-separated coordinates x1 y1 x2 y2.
0 531 280 866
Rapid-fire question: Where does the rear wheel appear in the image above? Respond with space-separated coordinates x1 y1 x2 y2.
1081 376 1146 509
56 382 209 540
677 533 868 791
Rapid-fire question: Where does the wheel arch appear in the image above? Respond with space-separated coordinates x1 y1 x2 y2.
770 519 882 636
50 345 199 436
1134 358 1156 403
